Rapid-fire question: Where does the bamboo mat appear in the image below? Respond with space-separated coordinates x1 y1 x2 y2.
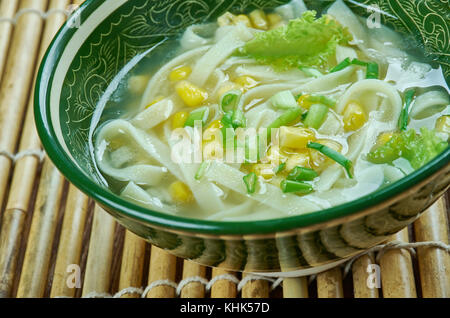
0 0 449 299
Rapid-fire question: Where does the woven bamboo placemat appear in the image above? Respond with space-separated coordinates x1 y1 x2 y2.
0 0 449 299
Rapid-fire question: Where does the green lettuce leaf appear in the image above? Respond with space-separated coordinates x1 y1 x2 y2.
367 128 448 169
241 11 351 71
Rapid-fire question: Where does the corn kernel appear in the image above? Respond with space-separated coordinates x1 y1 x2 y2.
249 9 269 30
234 76 258 92
175 81 208 107
145 96 165 109
279 126 316 150
172 111 189 129
169 65 192 82
169 181 193 204
267 13 283 29
310 139 343 170
286 151 312 171
343 101 366 131
203 120 223 142
435 115 450 134
297 94 314 110
375 131 394 148
218 12 235 26
234 14 252 27
253 163 275 180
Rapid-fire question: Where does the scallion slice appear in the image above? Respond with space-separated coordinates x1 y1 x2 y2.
195 161 211 180
303 103 329 129
287 166 318 182
307 142 353 178
398 89 416 131
366 62 379 79
243 172 257 194
274 162 286 174
280 180 313 194
269 90 298 110
267 107 304 139
330 57 352 73
184 107 210 127
220 89 242 113
306 95 336 108
232 109 246 128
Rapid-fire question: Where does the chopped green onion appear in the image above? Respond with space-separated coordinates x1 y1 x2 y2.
221 111 235 147
301 111 309 121
299 66 323 78
280 180 313 194
303 103 329 129
274 162 286 174
267 107 304 139
184 107 210 127
351 58 368 66
306 95 336 108
220 89 242 113
243 172 257 194
366 62 379 79
195 161 211 180
330 57 352 73
398 89 416 131
287 166 318 182
307 142 353 178
269 90 298 110
232 109 246 128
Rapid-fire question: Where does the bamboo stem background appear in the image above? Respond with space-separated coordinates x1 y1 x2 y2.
0 1 448 299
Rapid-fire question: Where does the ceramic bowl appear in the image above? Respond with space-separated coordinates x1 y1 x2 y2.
35 0 450 275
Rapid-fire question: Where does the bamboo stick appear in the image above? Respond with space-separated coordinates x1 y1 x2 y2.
146 246 177 298
81 205 116 297
379 228 417 298
180 260 206 298
241 273 270 298
0 0 69 298
15 159 65 298
210 268 238 298
0 0 48 209
317 267 344 298
0 0 19 83
282 277 309 298
117 230 147 298
352 254 379 298
414 197 450 298
50 186 89 297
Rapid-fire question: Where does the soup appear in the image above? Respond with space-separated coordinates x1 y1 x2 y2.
93 0 449 221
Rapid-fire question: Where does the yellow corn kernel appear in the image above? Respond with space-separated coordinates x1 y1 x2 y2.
343 101 367 131
172 111 189 129
297 94 314 110
218 12 235 26
310 139 343 170
435 115 450 134
175 81 208 107
169 181 193 204
145 96 165 109
169 65 192 82
267 13 283 28
234 76 258 92
279 126 316 150
217 82 242 99
203 140 223 160
234 14 252 27
128 75 149 94
375 131 394 148
249 9 269 30
253 163 275 180
286 151 312 171
203 120 223 142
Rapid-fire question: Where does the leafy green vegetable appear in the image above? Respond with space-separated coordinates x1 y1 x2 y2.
242 11 351 71
367 128 448 169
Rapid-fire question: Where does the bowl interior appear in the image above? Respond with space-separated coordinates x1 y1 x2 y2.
36 0 450 235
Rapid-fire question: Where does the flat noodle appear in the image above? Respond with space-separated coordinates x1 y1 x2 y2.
121 182 178 214
131 97 177 130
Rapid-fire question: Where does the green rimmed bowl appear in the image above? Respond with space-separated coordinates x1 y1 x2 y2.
35 0 450 275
